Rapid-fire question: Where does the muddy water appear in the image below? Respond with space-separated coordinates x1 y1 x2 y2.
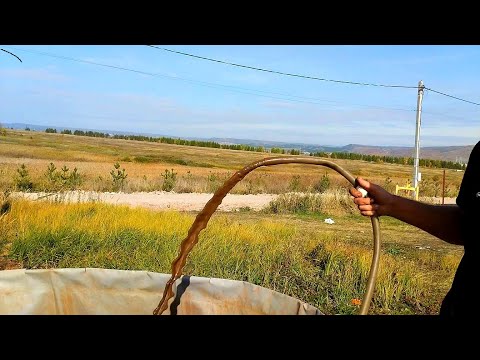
153 157 356 315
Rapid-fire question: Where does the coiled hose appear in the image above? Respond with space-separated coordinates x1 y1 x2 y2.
154 157 381 315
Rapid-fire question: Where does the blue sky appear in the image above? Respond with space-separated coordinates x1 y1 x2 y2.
1 45 479 147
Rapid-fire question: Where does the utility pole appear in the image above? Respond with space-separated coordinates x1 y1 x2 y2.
412 80 425 199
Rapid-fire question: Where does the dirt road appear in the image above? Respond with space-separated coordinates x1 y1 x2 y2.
11 191 457 212
13 191 278 212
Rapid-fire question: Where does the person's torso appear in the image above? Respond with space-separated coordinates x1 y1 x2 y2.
441 141 480 316
457 141 480 252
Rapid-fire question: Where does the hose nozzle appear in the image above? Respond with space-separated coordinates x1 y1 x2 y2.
356 186 368 198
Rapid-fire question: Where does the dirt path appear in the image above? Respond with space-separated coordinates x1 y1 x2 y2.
11 191 457 212
13 191 279 212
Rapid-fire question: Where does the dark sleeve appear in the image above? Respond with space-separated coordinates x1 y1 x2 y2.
456 141 480 212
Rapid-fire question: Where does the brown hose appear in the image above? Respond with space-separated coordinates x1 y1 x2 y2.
154 157 381 315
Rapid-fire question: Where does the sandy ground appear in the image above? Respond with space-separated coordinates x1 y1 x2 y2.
12 191 278 212
11 191 457 212
424 197 457 205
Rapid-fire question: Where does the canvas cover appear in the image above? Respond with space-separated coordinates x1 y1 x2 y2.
0 268 322 315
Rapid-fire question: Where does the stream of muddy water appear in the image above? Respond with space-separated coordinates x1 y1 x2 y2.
153 157 380 315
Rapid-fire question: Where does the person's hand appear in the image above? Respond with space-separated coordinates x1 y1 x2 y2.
349 177 395 217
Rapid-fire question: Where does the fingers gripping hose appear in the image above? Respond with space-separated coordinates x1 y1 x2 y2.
154 157 381 315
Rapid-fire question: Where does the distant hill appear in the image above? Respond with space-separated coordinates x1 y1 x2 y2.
207 137 345 153
2 123 474 162
341 144 473 163
209 138 473 162
1 123 171 138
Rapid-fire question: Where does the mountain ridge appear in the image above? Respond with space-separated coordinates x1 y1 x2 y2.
1 123 474 162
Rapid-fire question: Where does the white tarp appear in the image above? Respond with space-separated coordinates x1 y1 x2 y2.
0 268 322 315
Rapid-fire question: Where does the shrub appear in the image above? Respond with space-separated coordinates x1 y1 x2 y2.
68 167 82 189
15 164 33 191
44 162 59 189
289 175 301 192
110 163 128 191
161 169 177 192
383 176 395 193
44 163 82 190
313 173 330 193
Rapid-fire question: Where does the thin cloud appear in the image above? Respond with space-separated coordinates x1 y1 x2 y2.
80 55 141 69
0 68 70 82
261 101 301 109
220 71 271 86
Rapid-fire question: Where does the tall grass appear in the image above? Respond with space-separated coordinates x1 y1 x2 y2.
266 190 358 217
1 199 461 315
0 190 13 254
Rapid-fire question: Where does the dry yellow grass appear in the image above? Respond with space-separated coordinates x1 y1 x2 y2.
0 129 465 195
0 129 466 315
0 198 462 314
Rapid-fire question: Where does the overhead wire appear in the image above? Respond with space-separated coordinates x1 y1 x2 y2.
4 46 417 114
147 45 480 107
424 87 480 106
1 48 22 62
7 46 478 118
147 45 418 89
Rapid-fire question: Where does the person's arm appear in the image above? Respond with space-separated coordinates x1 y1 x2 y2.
350 177 464 246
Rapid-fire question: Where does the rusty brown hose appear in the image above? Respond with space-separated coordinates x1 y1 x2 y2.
155 157 381 315
233 157 381 315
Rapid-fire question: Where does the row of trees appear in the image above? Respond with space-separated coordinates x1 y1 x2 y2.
42 127 466 170
311 151 466 170
50 127 300 154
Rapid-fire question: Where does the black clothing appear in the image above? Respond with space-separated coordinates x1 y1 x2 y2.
439 141 480 317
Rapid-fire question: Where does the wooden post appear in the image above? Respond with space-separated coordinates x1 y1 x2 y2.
442 169 446 205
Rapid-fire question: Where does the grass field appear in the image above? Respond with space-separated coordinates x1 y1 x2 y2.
0 196 463 315
0 129 464 196
0 129 466 315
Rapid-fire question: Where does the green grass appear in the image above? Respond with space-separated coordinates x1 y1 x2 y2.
0 199 462 315
0 129 466 315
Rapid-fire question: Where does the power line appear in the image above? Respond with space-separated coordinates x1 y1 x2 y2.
4 46 416 114
6 47 479 110
423 89 479 118
425 87 480 106
1 48 22 62
147 45 418 89
148 45 480 107
6 47 161 76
